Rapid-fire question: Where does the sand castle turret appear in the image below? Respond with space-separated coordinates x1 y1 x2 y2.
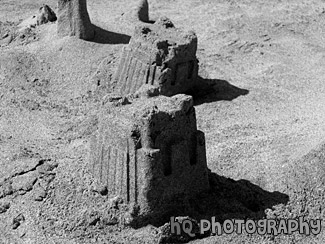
135 0 149 22
113 17 199 96
90 95 209 220
57 0 95 40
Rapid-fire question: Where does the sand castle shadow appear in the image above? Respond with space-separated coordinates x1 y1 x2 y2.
91 25 131 44
189 77 249 105
132 171 289 232
193 172 289 221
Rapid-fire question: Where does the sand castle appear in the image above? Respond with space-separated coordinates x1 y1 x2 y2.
90 17 207 220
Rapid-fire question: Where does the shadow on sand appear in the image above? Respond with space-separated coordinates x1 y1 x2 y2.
187 76 249 105
159 172 289 243
131 170 289 228
91 25 131 44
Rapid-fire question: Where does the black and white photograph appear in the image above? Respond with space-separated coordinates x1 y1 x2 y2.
0 0 324 243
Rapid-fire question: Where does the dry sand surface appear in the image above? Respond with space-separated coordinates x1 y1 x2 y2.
1 0 325 243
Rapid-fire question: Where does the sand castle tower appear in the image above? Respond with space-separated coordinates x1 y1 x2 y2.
135 0 149 22
57 0 95 40
113 17 199 96
90 95 209 219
